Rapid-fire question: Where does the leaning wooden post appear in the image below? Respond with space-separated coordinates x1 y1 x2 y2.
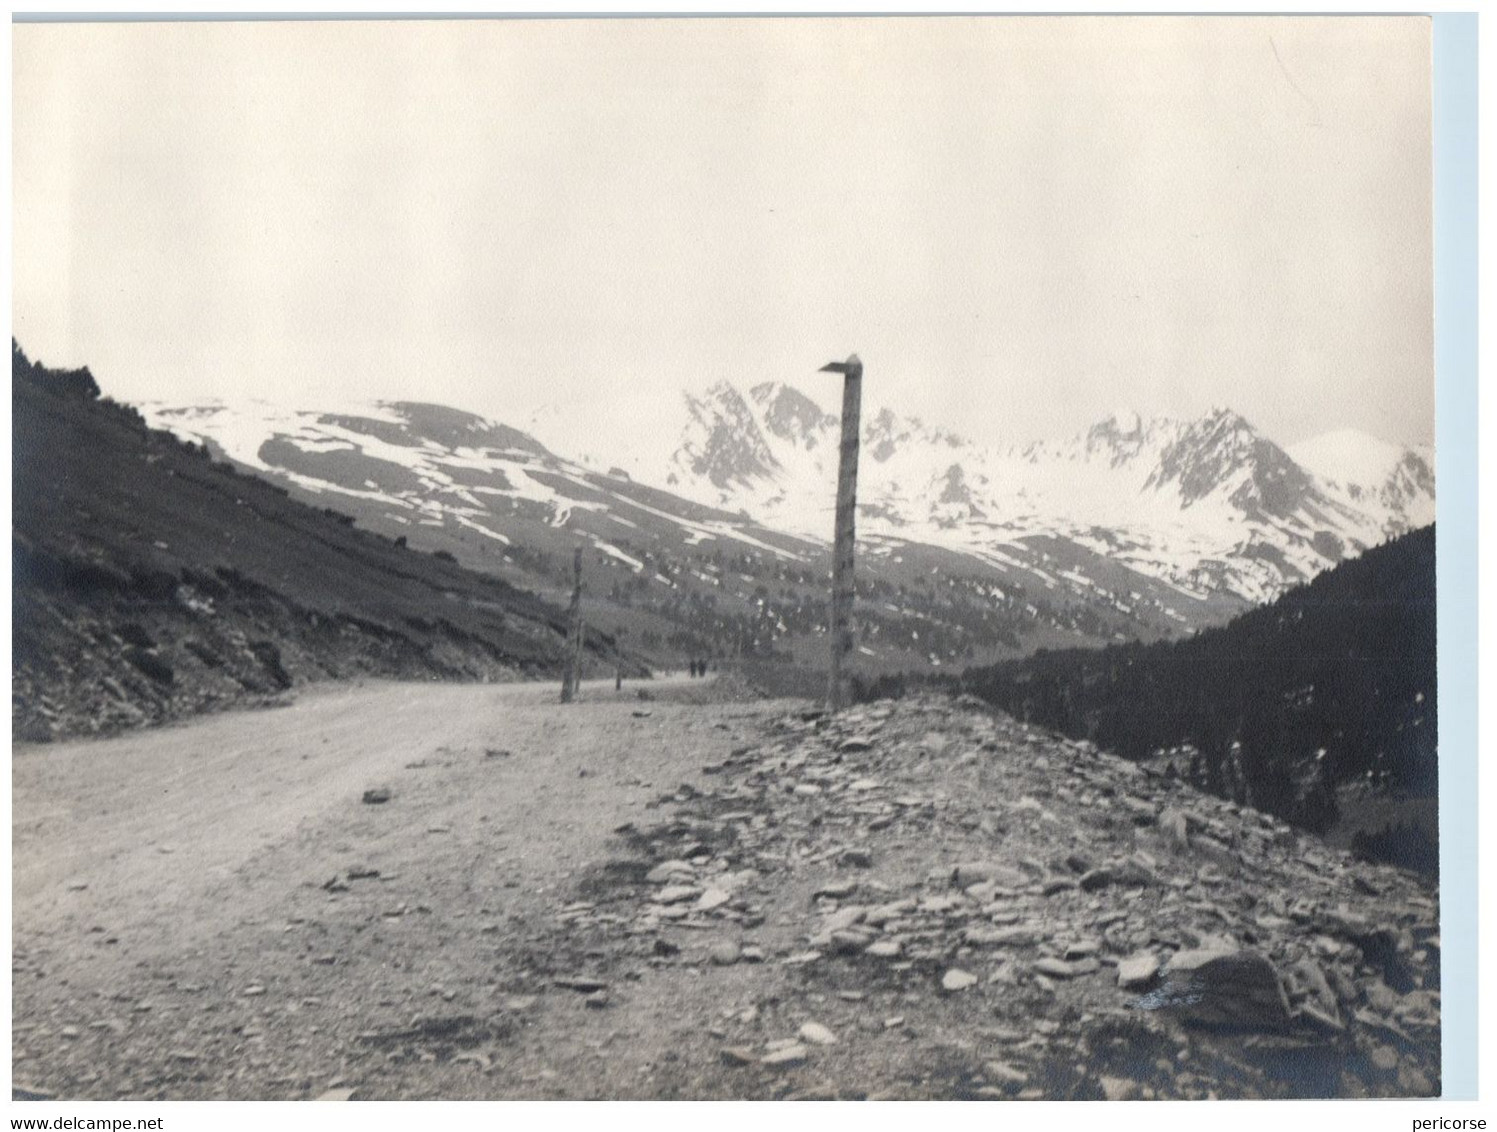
560 544 583 703
820 354 863 712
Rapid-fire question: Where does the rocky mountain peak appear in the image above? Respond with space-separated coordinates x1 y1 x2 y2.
931 462 986 525
1147 410 1316 517
1083 409 1154 467
750 382 837 449
1382 450 1436 514
677 382 780 489
865 407 909 463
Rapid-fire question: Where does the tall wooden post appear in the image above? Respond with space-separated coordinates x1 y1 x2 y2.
820 354 862 712
560 544 583 703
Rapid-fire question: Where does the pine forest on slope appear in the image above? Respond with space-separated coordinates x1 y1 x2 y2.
875 526 1437 873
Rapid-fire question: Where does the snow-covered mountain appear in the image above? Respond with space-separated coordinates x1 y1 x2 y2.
641 382 1434 606
139 398 815 568
1289 429 1437 533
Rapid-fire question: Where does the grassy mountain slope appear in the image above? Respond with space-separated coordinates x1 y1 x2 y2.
13 343 627 741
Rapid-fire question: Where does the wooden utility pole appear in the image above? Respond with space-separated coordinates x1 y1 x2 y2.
820 354 862 712
560 544 583 703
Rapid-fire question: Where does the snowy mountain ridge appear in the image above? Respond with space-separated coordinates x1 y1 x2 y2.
631 382 1433 605
136 384 1433 626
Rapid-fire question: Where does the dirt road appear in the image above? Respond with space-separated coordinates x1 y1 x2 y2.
13 676 792 1100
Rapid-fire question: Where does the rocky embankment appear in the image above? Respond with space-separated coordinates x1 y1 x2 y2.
547 694 1439 1099
13 564 554 742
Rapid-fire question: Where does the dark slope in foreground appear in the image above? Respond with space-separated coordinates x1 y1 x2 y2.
869 527 1437 871
12 344 626 741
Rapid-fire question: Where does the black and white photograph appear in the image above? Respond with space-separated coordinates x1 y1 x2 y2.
11 12 1457 1109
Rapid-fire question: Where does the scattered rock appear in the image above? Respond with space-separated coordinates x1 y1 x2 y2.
761 1044 809 1067
798 1021 837 1046
1367 1044 1400 1073
696 888 732 912
1145 949 1292 1030
554 976 609 994
1033 957 1076 979
646 860 694 884
829 929 875 954
865 899 916 926
985 1061 1028 1087
1159 808 1190 848
813 880 858 900
942 968 978 992
361 788 392 805
1099 1076 1141 1101
709 942 741 966
817 906 868 933
1117 952 1161 989
1298 1001 1346 1033
1079 867 1119 892
953 862 1027 888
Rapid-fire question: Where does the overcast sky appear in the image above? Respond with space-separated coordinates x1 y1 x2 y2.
13 16 1432 451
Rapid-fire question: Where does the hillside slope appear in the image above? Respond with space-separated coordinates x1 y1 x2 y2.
12 343 624 741
928 527 1436 869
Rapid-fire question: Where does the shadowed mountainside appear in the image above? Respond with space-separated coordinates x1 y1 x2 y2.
12 342 633 741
